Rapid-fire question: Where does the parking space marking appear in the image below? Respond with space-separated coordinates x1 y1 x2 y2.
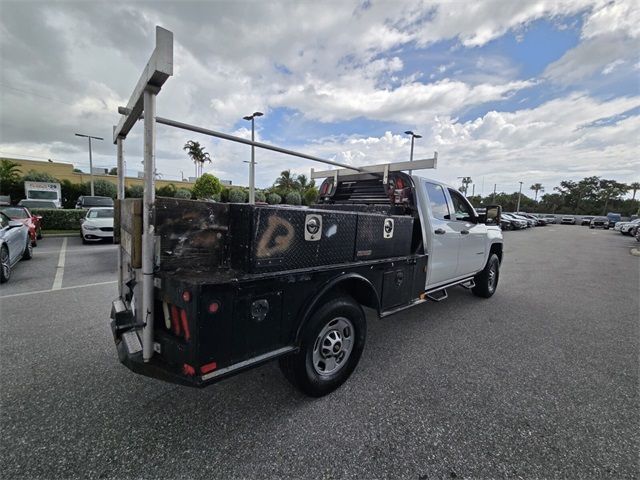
51 238 68 290
0 280 117 300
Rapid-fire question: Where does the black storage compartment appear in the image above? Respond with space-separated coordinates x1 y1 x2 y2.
230 205 358 273
355 214 414 260
381 265 414 310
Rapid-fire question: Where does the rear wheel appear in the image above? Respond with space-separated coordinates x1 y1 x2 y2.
0 246 10 283
23 237 33 260
36 227 43 240
472 253 500 298
279 295 366 397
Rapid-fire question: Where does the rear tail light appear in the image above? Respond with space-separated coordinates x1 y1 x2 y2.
200 362 217 374
180 309 191 341
183 363 195 376
182 290 191 302
208 301 220 314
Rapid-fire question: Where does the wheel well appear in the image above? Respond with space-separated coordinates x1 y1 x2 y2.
490 243 503 263
294 274 380 344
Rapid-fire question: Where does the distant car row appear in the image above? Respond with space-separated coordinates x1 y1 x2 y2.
0 205 115 284
2 196 115 210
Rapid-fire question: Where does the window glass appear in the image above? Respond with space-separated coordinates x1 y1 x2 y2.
0 213 9 228
448 189 475 222
0 207 29 219
87 208 114 219
424 182 450 220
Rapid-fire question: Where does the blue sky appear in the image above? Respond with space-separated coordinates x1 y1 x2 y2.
1 0 638 196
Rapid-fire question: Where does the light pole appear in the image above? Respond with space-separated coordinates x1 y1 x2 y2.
75 133 103 196
516 181 523 212
404 130 421 175
243 111 263 204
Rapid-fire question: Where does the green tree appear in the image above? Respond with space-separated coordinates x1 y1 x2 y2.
629 182 640 200
459 177 472 195
0 159 22 193
192 173 222 199
108 167 118 176
89 179 117 198
274 170 299 193
598 179 628 214
529 183 544 201
254 191 266 203
183 140 212 178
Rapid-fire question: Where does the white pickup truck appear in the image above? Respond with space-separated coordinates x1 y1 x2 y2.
111 161 503 397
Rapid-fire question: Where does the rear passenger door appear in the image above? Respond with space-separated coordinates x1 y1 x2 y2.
423 182 460 287
446 188 487 277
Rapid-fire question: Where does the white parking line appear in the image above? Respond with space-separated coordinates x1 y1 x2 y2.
0 280 117 300
51 237 67 290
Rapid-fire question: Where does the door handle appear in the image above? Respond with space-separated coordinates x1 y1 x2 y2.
461 230 470 235
434 228 446 235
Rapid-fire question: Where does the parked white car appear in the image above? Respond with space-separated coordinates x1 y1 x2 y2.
81 207 114 243
617 218 640 235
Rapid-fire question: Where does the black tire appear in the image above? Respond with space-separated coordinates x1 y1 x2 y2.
23 237 33 260
472 253 500 298
279 295 366 397
0 245 10 283
589 225 594 229
81 234 88 244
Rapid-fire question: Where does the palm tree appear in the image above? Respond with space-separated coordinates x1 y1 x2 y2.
530 183 544 201
0 159 21 193
296 174 315 191
274 170 299 191
460 177 472 195
629 182 640 200
183 140 212 178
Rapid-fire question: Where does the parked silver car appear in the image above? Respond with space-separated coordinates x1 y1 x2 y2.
0 211 32 283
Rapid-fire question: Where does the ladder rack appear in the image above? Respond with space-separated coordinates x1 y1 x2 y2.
310 153 438 183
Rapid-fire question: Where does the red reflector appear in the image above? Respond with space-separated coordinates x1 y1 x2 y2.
200 362 217 374
180 308 191 341
182 363 195 376
182 290 191 302
208 301 220 314
170 305 181 335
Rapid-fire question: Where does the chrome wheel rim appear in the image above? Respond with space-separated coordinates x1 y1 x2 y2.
488 263 497 292
312 317 354 376
1 248 9 279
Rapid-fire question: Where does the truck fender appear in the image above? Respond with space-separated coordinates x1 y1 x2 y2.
294 273 380 344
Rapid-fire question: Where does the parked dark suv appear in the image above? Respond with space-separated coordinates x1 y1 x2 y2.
75 196 114 209
590 217 609 229
606 212 621 229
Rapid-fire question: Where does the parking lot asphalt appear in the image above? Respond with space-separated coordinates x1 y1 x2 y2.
1 227 638 479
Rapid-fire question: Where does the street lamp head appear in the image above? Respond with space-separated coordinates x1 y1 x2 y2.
404 130 413 135
414 134 422 139
243 115 253 121
253 111 264 117
75 133 87 138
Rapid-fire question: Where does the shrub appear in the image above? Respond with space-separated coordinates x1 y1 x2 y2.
157 183 177 197
174 188 192 199
228 188 247 203
90 179 117 198
285 191 302 205
192 173 222 199
266 192 281 205
220 187 230 202
31 208 86 230
22 170 58 183
127 185 144 198
254 191 266 203
303 187 319 206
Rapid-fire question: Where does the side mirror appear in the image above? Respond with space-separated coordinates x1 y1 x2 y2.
479 205 501 225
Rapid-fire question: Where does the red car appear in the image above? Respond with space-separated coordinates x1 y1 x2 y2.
0 206 42 246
